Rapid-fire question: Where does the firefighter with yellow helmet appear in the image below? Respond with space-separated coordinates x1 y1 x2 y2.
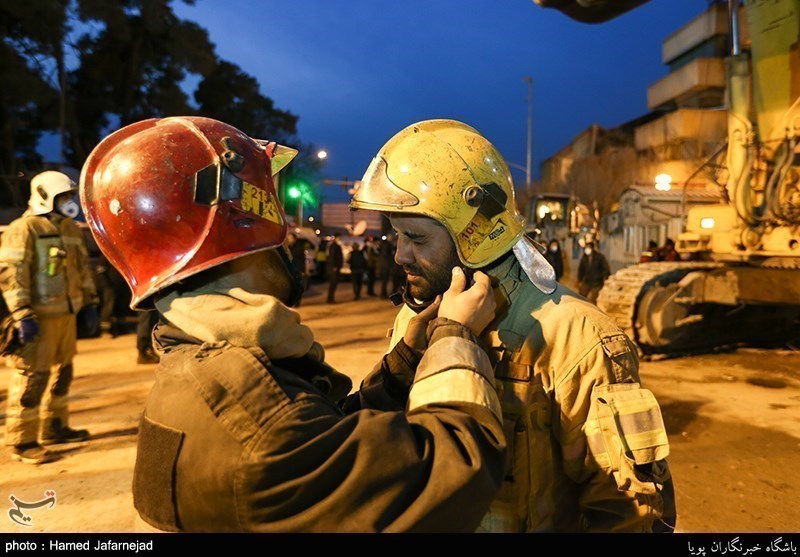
0 170 99 464
351 119 677 532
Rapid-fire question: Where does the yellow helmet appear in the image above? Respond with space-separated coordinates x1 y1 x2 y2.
352 119 556 293
350 119 526 268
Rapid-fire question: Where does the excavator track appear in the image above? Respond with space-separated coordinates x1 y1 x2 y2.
598 261 800 356
597 261 723 355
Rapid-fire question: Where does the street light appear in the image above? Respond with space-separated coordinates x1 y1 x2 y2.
317 150 328 160
523 76 533 194
655 173 672 192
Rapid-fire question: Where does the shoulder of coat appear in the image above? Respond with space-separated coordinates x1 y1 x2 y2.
512 280 625 343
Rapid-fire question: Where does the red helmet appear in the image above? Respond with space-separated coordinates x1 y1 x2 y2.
80 116 298 309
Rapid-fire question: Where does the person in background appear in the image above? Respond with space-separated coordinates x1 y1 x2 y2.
543 239 564 281
364 237 378 296
657 238 679 262
377 236 393 299
640 240 660 263
348 243 368 300
577 241 611 304
136 309 160 365
94 253 118 335
315 238 328 283
326 233 344 303
0 171 99 464
287 233 308 306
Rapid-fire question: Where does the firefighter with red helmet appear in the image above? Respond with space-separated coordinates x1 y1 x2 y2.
80 116 505 532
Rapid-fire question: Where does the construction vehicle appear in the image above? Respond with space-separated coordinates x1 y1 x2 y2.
540 0 800 355
526 192 597 243
526 192 599 276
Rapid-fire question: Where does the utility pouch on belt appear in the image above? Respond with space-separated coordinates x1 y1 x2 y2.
592 383 670 494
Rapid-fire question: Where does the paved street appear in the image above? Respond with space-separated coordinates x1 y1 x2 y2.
1 281 798 533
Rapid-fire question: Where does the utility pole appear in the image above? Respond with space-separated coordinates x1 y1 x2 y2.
57 41 67 165
523 76 533 195
297 193 303 225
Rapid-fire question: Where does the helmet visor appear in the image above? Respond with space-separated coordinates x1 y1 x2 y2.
350 156 419 210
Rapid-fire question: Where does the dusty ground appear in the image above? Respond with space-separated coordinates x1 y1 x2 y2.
0 281 799 533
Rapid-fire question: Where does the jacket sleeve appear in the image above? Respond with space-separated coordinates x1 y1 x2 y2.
340 338 421 413
338 304 422 412
555 332 676 532
0 219 35 321
244 317 506 533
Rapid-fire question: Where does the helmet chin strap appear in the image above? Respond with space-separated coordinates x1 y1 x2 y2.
389 283 434 314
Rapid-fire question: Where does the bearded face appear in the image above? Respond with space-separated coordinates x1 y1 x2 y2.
389 214 462 302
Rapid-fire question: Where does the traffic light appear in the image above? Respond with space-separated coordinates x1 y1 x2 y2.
282 179 319 224
287 185 302 199
284 180 318 207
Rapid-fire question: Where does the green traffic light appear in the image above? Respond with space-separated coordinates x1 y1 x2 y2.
287 186 301 199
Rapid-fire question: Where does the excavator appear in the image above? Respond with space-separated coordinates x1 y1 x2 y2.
538 0 800 355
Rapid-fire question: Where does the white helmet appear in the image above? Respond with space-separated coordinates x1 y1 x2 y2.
28 171 76 216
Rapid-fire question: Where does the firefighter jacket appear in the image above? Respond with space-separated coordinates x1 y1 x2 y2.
133 287 506 532
387 254 677 532
0 214 98 320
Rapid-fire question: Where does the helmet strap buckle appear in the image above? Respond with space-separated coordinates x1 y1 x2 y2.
464 186 485 207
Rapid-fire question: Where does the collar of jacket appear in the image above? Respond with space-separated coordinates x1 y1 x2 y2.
482 251 520 317
152 321 205 354
152 321 352 401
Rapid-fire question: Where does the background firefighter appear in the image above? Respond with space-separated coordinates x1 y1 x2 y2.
0 171 99 465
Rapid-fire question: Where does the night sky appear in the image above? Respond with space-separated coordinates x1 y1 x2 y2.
178 1 706 203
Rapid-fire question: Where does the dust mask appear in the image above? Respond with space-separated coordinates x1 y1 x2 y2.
56 194 82 220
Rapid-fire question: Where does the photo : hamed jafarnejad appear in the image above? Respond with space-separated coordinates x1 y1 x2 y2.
48 539 154 551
